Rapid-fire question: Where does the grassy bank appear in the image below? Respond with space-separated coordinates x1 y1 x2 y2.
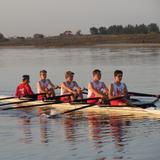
0 33 160 48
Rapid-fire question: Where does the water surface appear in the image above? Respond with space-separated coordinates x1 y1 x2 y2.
0 47 160 160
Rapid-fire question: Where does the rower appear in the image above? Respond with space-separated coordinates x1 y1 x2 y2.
37 70 57 100
60 71 83 102
87 69 108 104
15 75 34 98
108 70 128 106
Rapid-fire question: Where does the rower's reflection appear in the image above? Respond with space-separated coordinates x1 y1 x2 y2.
87 113 109 149
39 115 50 144
18 108 52 144
109 115 130 148
87 113 131 149
63 112 83 142
18 110 33 144
63 112 81 142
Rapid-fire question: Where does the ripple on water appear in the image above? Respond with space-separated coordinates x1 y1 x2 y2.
0 48 160 160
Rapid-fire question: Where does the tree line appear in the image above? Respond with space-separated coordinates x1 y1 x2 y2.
90 23 160 35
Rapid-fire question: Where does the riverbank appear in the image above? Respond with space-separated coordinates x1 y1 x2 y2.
0 33 160 48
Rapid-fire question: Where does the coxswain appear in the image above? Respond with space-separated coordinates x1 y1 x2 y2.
15 75 34 98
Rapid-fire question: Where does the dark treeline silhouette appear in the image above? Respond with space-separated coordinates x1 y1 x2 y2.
90 23 160 35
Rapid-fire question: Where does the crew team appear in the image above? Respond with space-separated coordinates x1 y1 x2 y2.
15 69 128 106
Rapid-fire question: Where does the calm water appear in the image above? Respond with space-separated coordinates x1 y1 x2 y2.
0 47 160 160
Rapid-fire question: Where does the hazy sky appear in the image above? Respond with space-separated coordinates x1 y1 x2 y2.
0 0 159 37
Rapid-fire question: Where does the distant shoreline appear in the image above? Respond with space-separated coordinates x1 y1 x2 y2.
0 34 160 48
0 43 160 49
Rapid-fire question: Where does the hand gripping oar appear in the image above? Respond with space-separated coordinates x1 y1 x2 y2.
0 94 72 110
49 96 125 118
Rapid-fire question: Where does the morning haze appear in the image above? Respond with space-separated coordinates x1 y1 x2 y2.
0 0 159 37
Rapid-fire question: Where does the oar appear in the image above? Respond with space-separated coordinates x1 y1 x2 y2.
128 92 160 98
83 88 159 98
0 94 72 110
0 99 35 107
0 96 16 101
0 93 46 102
1 101 56 111
49 96 125 118
126 97 160 109
0 93 47 107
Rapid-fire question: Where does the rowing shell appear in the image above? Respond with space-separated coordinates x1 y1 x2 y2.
0 96 160 118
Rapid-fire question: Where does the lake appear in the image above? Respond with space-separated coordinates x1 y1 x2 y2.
0 47 160 160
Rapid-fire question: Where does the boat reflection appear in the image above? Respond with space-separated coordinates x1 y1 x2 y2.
17 108 131 150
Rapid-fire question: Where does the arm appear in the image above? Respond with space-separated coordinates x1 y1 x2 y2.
27 85 34 95
102 82 109 95
88 82 106 98
60 82 75 95
73 81 82 94
108 84 115 99
123 83 128 96
37 81 46 93
48 79 56 89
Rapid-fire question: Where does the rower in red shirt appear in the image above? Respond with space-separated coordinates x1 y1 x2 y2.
15 75 34 98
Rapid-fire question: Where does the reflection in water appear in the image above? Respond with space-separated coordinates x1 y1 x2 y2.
62 112 84 143
17 108 52 144
63 114 77 143
109 115 131 150
87 113 130 153
39 116 50 144
87 113 133 160
0 47 160 160
18 115 32 144
17 108 35 144
88 113 108 149
60 111 132 159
